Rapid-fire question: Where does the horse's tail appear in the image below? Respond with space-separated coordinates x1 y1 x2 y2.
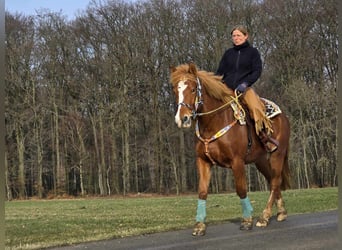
281 148 291 190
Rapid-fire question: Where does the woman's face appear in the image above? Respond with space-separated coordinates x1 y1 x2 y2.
231 29 248 46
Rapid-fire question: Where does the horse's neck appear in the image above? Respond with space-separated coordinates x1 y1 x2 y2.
197 97 234 134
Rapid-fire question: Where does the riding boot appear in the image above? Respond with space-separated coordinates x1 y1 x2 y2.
258 130 279 153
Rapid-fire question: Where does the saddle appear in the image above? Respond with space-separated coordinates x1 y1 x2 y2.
261 98 282 119
231 98 281 124
231 98 282 153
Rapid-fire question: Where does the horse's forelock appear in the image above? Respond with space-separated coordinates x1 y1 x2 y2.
170 64 196 86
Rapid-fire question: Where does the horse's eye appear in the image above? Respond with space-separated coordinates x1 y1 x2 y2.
192 88 196 93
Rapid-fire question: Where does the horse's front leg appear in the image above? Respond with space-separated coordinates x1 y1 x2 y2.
192 157 211 236
232 158 254 230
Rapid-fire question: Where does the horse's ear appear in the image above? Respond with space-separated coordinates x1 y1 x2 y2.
170 66 176 73
188 62 197 75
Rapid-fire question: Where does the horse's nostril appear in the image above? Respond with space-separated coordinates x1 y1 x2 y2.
182 116 190 124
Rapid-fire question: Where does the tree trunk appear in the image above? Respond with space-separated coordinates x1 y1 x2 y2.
54 104 65 195
90 114 105 195
301 115 310 188
5 151 13 200
76 125 86 196
217 167 223 192
302 133 310 188
36 125 43 198
166 139 179 195
179 130 187 192
31 79 43 198
134 131 139 193
16 122 25 199
99 109 108 195
122 125 130 195
148 145 156 192
157 116 163 193
110 120 120 194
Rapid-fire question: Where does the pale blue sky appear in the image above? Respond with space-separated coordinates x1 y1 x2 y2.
5 0 92 19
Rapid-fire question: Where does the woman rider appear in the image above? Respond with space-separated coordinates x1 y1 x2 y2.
216 25 278 152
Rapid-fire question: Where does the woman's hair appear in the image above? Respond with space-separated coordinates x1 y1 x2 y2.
230 25 248 36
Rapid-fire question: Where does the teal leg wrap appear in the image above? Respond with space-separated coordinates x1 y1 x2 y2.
196 199 207 222
240 197 253 218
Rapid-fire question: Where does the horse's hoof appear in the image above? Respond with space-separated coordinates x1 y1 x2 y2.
192 222 206 236
277 211 287 222
240 218 253 230
256 217 269 227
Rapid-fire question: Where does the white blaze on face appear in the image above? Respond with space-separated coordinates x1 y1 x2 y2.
175 80 187 127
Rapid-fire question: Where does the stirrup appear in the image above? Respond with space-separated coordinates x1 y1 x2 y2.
266 137 279 153
259 131 278 153
265 141 278 153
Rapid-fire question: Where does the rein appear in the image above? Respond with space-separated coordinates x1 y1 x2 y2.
195 100 232 118
192 77 245 120
195 91 243 118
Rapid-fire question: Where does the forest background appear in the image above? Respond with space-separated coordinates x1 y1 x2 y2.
5 0 337 199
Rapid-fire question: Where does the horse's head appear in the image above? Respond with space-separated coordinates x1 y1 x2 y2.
170 63 200 128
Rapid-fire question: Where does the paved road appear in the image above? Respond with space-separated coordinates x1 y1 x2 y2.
51 210 339 250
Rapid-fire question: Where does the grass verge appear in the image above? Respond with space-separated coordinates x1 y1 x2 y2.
5 187 338 249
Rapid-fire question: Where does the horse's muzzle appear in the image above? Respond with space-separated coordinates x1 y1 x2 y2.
175 114 192 128
182 115 191 127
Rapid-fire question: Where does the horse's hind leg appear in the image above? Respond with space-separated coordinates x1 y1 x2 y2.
270 153 288 223
255 154 285 227
256 190 277 227
254 158 274 227
276 194 287 222
256 189 287 226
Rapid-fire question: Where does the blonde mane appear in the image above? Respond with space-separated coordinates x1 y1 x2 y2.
170 64 234 103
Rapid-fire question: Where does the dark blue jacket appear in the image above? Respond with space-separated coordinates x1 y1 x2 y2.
216 41 262 90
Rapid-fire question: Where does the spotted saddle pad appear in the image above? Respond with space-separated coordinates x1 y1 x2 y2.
261 98 282 119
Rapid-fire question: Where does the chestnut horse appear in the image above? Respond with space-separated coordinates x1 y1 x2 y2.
170 63 290 235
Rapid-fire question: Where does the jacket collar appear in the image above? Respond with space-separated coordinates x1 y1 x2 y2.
233 41 250 50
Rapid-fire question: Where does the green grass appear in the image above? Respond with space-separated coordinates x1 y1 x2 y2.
5 187 338 249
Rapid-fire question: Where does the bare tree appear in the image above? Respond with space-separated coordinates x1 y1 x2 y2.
5 0 337 198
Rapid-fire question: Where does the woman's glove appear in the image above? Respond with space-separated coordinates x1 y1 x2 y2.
236 82 249 94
